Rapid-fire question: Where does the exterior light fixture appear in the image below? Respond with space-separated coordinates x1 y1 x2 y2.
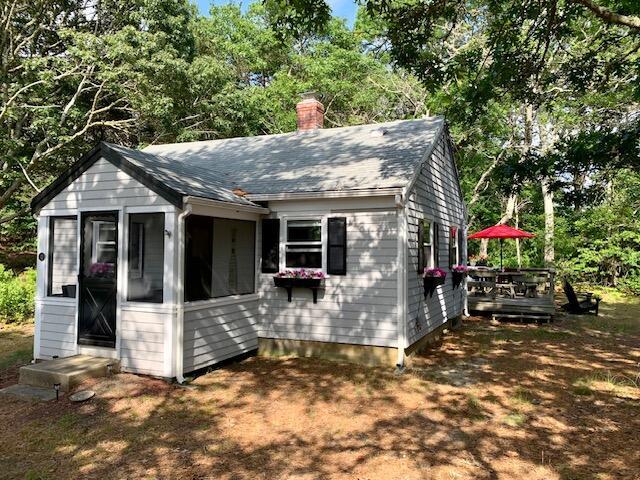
53 383 61 401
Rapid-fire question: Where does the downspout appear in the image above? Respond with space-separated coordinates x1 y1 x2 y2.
175 203 192 383
395 193 407 369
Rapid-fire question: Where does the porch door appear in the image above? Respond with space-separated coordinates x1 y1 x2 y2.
78 211 118 348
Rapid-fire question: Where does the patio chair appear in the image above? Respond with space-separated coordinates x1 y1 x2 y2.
562 280 600 316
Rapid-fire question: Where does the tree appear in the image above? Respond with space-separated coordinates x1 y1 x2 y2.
0 0 197 229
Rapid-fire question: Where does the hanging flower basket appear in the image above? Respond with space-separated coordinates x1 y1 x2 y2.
273 269 325 303
423 268 447 298
452 265 468 289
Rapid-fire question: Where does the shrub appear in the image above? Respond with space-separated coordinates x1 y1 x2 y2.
0 265 36 323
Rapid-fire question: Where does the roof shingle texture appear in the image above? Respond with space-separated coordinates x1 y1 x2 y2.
140 116 445 196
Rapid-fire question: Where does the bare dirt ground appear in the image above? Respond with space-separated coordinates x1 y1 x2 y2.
1 292 639 480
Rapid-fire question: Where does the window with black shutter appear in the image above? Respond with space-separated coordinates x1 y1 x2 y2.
261 219 280 273
327 217 347 275
433 222 440 268
449 226 458 268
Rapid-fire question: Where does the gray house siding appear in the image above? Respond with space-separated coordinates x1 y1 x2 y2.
258 198 399 348
183 298 259 372
406 133 466 346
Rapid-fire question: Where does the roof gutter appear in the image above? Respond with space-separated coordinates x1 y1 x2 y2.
246 187 402 202
183 196 270 214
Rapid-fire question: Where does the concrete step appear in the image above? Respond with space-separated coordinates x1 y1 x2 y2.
19 355 119 392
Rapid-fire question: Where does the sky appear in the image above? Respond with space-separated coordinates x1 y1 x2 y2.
193 0 359 26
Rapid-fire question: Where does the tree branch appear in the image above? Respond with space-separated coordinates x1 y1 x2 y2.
572 0 640 30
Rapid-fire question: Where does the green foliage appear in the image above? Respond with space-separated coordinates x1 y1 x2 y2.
0 265 36 323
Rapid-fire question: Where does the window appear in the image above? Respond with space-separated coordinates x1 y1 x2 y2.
127 213 164 303
48 216 78 297
92 221 117 264
433 222 440 268
418 219 435 272
449 226 458 268
285 219 322 269
184 215 256 302
458 227 465 265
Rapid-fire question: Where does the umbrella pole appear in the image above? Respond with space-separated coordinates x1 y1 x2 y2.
500 238 504 271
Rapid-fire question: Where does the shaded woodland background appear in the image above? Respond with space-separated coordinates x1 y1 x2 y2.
1 0 638 293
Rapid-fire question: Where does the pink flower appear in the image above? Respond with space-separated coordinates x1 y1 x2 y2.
423 267 447 279
275 268 326 279
452 265 468 273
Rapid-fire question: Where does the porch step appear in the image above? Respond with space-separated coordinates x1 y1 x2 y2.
18 355 119 392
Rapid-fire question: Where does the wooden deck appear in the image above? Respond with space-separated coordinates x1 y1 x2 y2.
467 295 555 315
466 268 556 319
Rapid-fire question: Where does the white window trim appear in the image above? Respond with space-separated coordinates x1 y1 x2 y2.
421 218 435 271
91 220 117 264
280 216 327 272
451 226 459 267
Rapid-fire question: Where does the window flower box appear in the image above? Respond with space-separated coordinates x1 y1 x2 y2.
423 267 446 298
274 269 326 303
452 265 468 289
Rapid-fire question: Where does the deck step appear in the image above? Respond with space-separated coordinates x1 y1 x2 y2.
18 355 119 392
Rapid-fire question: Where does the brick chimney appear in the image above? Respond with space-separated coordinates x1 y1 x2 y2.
296 92 324 131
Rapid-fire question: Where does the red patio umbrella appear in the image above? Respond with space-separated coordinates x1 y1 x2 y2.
468 225 535 269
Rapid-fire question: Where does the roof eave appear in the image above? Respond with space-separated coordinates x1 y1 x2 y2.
184 195 269 214
245 187 403 202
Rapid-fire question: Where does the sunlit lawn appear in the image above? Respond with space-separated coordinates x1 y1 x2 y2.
1 293 639 480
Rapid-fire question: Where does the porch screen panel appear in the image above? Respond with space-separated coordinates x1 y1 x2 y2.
185 215 213 301
48 217 78 297
127 213 165 303
212 219 255 297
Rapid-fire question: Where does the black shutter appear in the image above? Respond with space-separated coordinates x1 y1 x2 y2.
261 219 280 273
327 217 347 275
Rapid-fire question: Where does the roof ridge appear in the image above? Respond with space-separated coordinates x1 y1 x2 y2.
142 116 444 151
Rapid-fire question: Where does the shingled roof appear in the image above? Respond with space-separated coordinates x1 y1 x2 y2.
143 116 445 196
32 116 446 212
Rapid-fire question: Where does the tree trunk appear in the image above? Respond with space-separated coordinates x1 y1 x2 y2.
515 197 522 268
541 178 555 266
480 194 518 259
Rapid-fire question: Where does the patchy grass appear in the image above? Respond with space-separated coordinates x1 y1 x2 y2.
0 321 33 387
510 386 537 406
503 412 527 427
1 295 639 479
572 382 594 396
464 394 488 421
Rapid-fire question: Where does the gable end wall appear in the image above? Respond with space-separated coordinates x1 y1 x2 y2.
405 132 467 346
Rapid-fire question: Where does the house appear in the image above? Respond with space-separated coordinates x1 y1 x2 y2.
30 94 468 380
